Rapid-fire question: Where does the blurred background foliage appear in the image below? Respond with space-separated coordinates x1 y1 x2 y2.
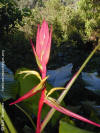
0 0 100 71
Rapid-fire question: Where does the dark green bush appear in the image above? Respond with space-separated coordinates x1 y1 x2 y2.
0 0 22 34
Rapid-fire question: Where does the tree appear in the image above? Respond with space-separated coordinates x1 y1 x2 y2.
77 0 100 41
0 0 22 34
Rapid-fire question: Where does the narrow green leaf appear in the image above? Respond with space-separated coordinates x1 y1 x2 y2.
0 102 17 133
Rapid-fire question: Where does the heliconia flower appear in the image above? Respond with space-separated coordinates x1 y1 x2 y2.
9 20 52 133
33 20 52 133
10 20 100 133
44 97 100 128
30 20 52 75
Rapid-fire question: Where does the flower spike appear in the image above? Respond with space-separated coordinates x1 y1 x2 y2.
31 20 52 75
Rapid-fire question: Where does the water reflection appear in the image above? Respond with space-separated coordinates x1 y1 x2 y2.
47 63 73 87
82 72 100 95
47 63 100 96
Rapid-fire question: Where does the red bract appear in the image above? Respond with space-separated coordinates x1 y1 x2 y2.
9 88 40 106
31 20 52 133
44 98 100 128
36 88 46 133
9 76 48 105
31 20 52 76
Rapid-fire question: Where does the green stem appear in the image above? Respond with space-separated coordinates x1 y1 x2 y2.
0 102 17 133
15 104 36 129
41 42 100 132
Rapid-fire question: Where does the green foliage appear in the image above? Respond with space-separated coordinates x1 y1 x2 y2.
0 0 22 34
1 0 100 73
15 0 99 50
12 68 65 125
1 0 100 62
77 0 100 38
59 120 93 133
52 18 64 46
15 0 42 9
1 0 100 74
14 68 41 116
20 0 83 47
68 30 84 46
20 0 86 47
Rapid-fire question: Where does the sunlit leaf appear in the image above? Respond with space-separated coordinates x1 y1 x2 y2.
0 2 4 8
13 68 66 125
9 76 48 105
59 120 93 133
